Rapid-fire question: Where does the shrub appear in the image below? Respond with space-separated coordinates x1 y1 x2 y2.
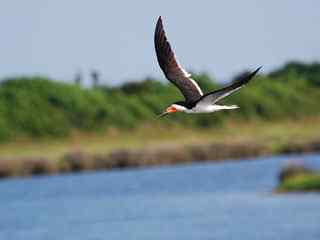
0 61 319 142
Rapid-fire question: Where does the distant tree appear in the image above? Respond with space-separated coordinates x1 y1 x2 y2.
119 78 164 95
91 70 100 87
74 72 82 86
269 61 320 86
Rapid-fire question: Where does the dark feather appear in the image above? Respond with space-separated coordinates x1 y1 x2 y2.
196 66 261 106
154 16 203 103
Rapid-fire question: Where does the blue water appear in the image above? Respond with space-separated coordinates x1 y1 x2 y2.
0 154 319 240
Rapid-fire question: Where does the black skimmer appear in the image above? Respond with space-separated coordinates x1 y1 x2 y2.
155 16 261 117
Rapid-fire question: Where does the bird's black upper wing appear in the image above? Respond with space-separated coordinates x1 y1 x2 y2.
154 16 203 103
196 67 261 106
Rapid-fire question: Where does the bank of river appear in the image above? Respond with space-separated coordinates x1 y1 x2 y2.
0 137 320 179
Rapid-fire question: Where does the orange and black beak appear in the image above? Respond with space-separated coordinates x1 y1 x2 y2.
158 106 177 118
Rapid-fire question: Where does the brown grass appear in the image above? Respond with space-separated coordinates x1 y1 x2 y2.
0 117 319 178
0 117 319 161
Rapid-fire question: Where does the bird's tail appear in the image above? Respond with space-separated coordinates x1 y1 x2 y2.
225 105 239 110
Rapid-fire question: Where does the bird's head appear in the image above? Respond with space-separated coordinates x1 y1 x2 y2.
158 103 187 117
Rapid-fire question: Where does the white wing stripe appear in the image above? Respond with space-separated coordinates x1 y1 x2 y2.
189 78 203 95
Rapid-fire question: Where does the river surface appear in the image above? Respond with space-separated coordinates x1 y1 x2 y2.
0 154 319 240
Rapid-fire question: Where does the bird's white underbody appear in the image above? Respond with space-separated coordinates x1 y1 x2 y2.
172 104 239 114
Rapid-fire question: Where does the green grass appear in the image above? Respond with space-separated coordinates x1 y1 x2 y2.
277 174 320 192
0 117 319 161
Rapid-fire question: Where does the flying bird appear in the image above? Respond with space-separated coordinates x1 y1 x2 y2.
154 16 261 117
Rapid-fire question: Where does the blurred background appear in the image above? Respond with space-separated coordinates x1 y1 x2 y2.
0 1 319 240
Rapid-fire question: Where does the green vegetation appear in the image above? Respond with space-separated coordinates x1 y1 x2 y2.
277 174 320 192
276 162 320 193
0 61 320 142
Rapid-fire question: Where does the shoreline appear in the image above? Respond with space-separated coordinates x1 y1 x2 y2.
0 136 319 179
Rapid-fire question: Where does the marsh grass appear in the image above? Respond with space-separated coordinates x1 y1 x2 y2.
277 174 320 192
0 117 319 160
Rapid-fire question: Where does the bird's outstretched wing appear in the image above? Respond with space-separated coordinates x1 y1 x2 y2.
197 67 261 106
154 16 203 103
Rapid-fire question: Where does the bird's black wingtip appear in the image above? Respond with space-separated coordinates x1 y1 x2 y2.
238 66 262 84
155 16 164 33
253 66 262 74
157 16 162 24
248 66 262 79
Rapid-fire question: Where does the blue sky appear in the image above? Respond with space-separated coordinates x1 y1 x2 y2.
0 1 319 85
